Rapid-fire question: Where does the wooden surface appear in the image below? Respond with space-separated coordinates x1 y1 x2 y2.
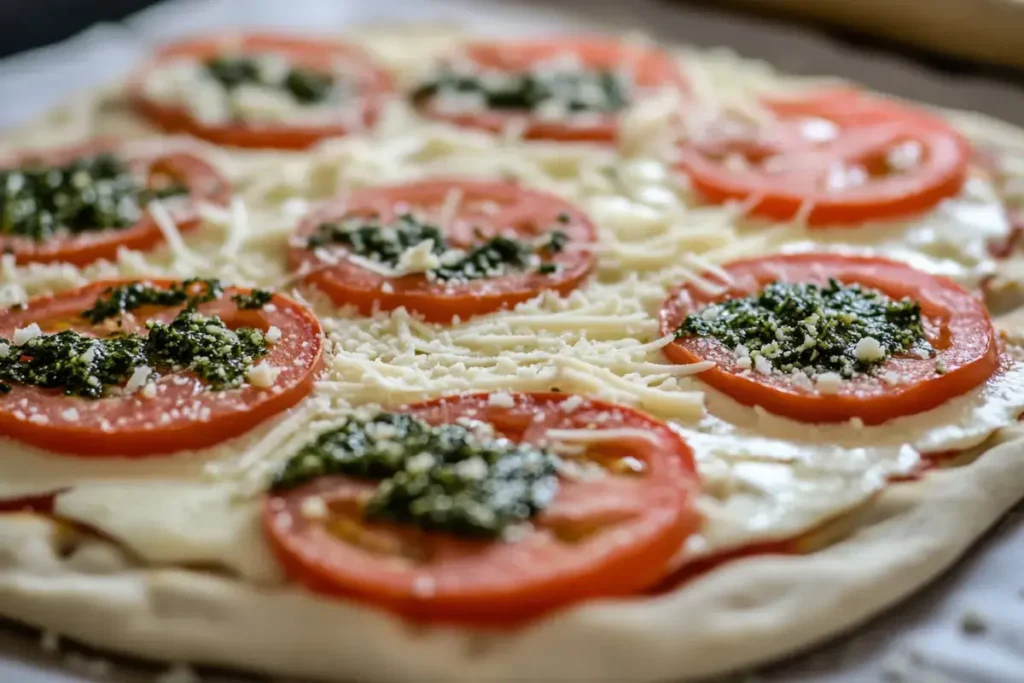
722 0 1024 69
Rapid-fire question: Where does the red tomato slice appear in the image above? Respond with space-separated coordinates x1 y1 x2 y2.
290 180 598 322
675 89 970 225
262 392 701 623
415 38 688 143
0 139 229 267
0 279 323 457
659 253 1000 424
128 33 393 150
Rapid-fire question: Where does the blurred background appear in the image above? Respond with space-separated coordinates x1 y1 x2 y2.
3 0 1023 129
0 0 160 58
5 0 1024 71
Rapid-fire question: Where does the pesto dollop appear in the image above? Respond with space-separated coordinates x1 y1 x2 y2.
308 213 569 282
82 278 225 324
231 289 273 310
204 55 338 105
0 153 187 242
145 308 268 388
273 412 560 538
0 283 271 397
412 62 631 115
0 331 147 398
678 279 932 378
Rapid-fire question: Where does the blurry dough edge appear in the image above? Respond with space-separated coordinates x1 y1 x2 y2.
724 0 1024 69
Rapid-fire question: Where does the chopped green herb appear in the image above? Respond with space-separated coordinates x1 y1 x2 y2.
231 289 273 310
0 330 147 399
412 64 631 114
0 153 188 242
678 279 932 378
539 229 568 254
0 308 266 398
81 278 224 324
308 214 567 281
145 308 267 389
308 213 445 260
204 55 338 105
433 234 535 282
1 282 270 398
273 412 559 538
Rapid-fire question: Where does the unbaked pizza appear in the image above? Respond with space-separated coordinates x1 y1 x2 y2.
1 27 1023 682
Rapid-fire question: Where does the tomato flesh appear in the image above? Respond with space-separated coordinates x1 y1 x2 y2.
0 139 229 267
129 33 393 150
675 90 971 225
262 392 701 623
659 253 1000 424
290 180 598 322
0 280 323 457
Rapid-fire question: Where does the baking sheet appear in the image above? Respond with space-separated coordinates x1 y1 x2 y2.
0 1 1022 681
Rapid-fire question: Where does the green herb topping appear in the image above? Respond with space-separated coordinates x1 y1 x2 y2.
82 278 224 324
308 213 569 282
0 153 188 242
0 331 147 398
412 62 631 115
273 412 560 538
0 282 272 398
204 55 338 105
144 308 267 388
231 289 273 310
0 309 267 398
677 279 932 379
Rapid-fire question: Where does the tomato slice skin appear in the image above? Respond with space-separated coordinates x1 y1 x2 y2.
675 90 971 225
0 139 229 267
0 279 323 457
415 38 688 143
659 253 1000 424
128 33 393 150
262 392 701 623
290 180 598 323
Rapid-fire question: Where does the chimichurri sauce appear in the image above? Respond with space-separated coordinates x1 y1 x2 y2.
0 153 187 242
308 213 568 282
678 279 932 378
273 412 560 538
204 55 338 105
413 64 631 114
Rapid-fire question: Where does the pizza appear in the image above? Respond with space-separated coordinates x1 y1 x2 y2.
1 26 1023 682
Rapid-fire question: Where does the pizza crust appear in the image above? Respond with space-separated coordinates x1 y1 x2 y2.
0 427 1019 682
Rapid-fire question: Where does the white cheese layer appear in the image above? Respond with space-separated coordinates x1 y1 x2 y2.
676 352 1024 556
54 481 282 583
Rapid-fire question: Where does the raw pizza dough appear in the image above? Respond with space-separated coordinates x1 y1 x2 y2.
0 26 1023 682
